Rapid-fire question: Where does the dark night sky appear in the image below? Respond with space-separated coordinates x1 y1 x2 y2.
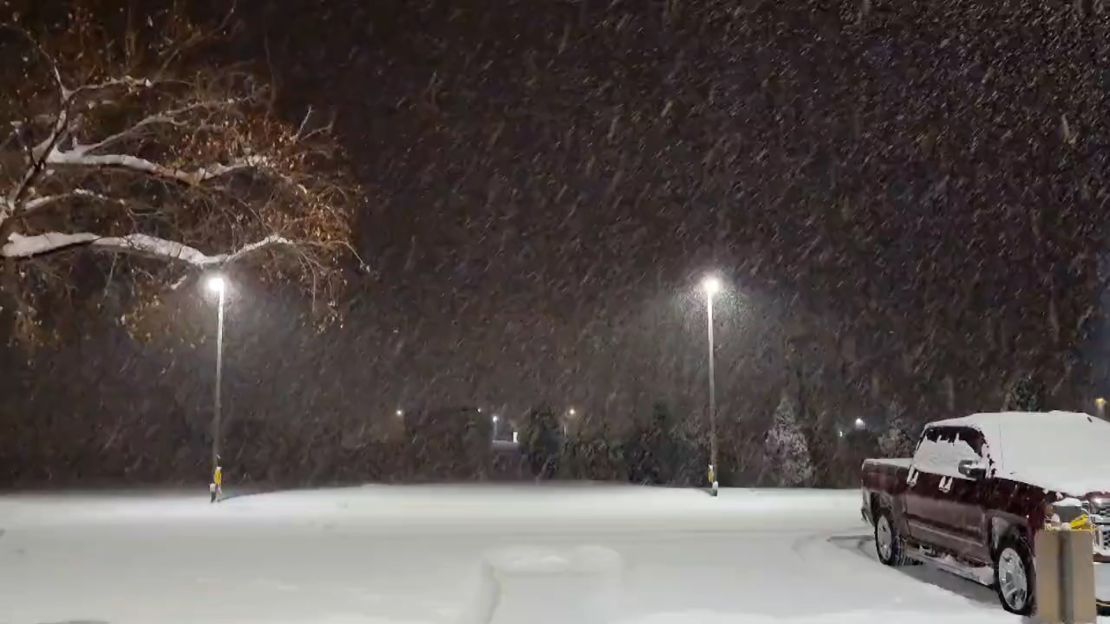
242 0 1110 408
4 0 1110 451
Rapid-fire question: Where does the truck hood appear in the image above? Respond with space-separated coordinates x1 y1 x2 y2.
986 412 1110 497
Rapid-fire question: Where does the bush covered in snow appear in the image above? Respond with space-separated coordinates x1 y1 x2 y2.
762 393 815 486
878 403 918 458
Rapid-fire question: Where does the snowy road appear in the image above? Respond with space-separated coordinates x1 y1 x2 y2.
0 485 1078 623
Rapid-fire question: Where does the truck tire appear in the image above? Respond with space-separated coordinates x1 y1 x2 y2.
994 533 1035 615
874 508 906 566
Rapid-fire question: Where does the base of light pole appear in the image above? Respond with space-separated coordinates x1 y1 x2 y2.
711 481 719 497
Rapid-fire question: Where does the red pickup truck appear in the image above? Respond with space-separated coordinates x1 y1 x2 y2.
861 411 1110 615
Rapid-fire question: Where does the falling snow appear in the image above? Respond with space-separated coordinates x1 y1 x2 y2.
2 2 1110 621
1 1 1109 487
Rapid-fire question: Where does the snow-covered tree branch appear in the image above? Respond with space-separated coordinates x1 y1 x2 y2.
2 231 294 266
0 4 358 343
40 146 258 187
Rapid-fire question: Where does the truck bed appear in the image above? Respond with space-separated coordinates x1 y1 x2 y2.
863 457 912 469
860 457 912 524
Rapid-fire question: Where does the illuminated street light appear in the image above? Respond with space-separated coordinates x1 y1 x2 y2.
204 273 227 503
563 408 578 437
395 409 403 418
206 274 226 294
1096 398 1106 420
854 417 867 430
701 274 722 498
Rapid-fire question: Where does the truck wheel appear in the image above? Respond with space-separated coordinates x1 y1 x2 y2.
994 534 1035 615
874 508 906 566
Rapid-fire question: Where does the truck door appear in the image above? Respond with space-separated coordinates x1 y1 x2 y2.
940 426 991 563
905 425 985 556
904 426 946 545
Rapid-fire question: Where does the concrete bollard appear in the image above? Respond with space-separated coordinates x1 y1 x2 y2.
1035 527 1097 624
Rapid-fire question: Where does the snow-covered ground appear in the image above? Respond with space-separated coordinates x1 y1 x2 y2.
0 485 1077 623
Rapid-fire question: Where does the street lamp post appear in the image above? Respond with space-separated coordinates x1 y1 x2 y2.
207 275 226 502
702 275 721 497
1096 397 1106 420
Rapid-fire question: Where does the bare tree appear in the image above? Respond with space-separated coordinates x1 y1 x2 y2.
0 4 359 342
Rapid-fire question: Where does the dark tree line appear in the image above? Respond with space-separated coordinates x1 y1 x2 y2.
518 402 710 487
2 379 1060 489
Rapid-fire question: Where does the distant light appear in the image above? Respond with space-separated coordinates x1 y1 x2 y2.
395 409 403 417
702 275 722 296
492 415 500 423
512 431 519 444
1097 397 1106 409
477 407 483 413
206 274 226 294
854 417 866 429
837 429 845 438
568 407 577 417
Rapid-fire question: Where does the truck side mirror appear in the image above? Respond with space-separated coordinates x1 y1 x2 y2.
958 459 987 480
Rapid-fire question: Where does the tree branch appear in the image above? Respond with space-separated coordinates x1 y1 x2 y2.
45 146 256 185
0 24 66 98
79 99 241 155
3 231 294 266
65 75 155 101
0 31 159 220
21 189 126 213
5 107 69 217
157 1 238 74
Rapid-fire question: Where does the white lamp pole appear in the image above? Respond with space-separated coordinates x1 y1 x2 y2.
207 275 227 492
702 275 721 497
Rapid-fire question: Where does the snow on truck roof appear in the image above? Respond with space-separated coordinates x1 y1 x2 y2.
927 411 1110 495
928 410 1101 430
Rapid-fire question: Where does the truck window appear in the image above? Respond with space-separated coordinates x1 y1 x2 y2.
953 427 986 456
912 425 983 478
911 426 940 457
